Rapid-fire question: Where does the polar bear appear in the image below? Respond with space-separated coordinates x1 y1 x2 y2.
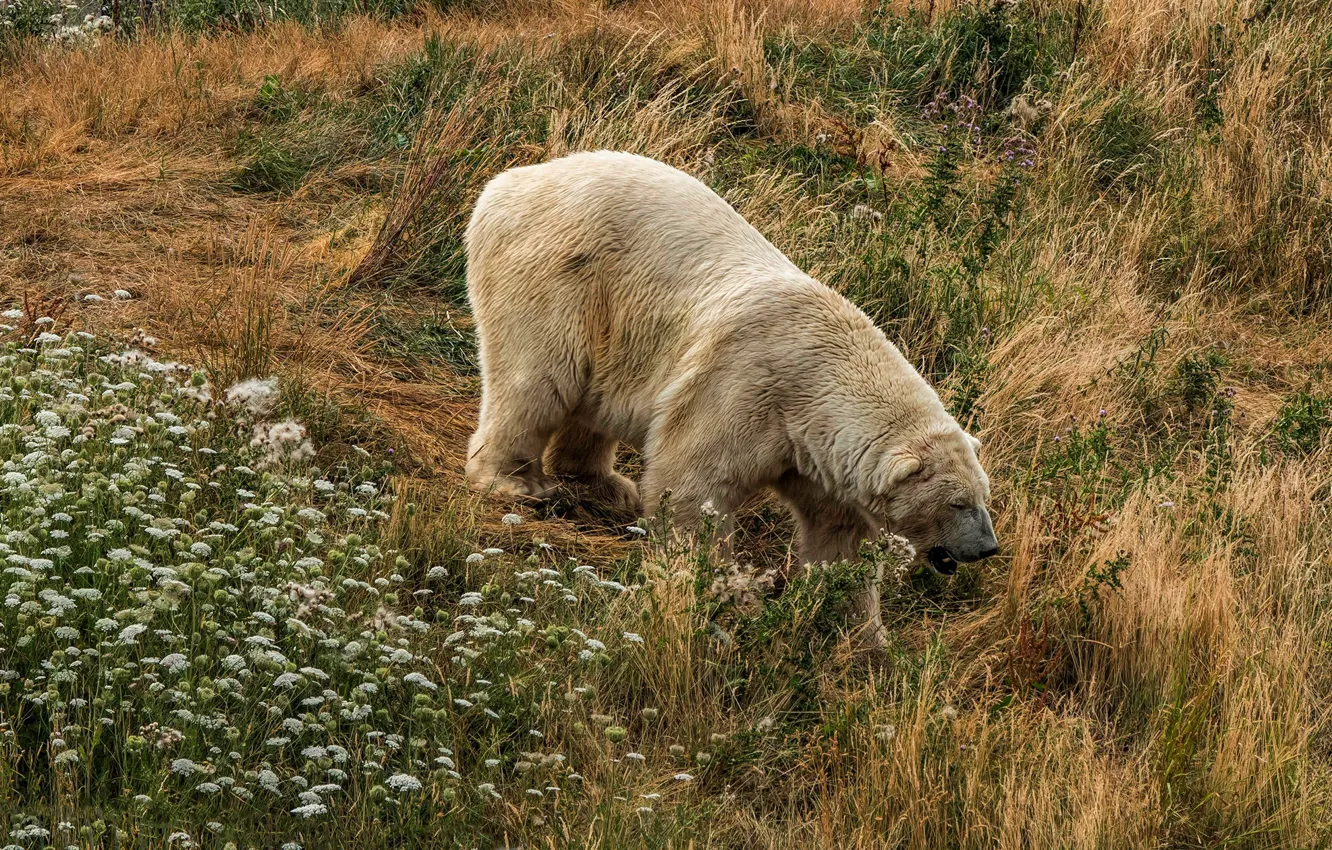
463 151 998 636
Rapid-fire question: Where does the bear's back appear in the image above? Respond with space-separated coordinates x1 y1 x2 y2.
466 151 801 306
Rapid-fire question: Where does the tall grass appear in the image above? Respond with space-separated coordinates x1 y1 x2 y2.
1 0 1331 847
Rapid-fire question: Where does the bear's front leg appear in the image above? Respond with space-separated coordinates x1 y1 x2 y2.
775 472 884 646
638 393 763 558
639 472 741 559
638 434 752 560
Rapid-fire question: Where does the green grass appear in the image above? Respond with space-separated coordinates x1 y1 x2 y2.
372 307 478 377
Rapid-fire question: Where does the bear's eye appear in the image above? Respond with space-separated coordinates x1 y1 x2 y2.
949 502 969 510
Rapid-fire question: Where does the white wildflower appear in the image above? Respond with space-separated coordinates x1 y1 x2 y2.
170 758 201 776
160 653 188 673
290 803 328 818
251 419 314 467
272 672 303 689
224 377 280 418
403 672 437 690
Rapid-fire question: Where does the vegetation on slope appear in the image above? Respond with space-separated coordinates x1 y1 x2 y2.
2 0 1331 847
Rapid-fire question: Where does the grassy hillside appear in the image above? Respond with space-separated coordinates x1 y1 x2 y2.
2 1 1331 847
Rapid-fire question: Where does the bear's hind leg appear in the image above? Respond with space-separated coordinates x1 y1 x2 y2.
466 380 565 501
546 422 640 514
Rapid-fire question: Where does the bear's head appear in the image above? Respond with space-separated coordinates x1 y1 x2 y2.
866 426 998 575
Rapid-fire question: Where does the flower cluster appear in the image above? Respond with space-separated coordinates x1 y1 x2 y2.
923 92 983 151
52 11 112 45
865 532 917 597
1000 135 1037 170
217 377 315 467
0 323 630 842
0 0 109 40
703 562 777 616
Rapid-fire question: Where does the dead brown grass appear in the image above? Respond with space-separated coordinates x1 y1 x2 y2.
2 0 1331 846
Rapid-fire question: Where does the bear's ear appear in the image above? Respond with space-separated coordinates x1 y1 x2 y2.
874 450 922 494
966 433 982 454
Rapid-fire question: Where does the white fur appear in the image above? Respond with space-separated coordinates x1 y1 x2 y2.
464 151 993 641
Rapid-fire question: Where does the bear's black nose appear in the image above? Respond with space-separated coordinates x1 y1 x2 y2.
979 546 999 559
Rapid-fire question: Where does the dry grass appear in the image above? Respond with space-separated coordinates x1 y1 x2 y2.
2 0 1331 846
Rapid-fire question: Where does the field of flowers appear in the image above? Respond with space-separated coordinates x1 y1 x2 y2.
3 0 1332 847
0 321 665 846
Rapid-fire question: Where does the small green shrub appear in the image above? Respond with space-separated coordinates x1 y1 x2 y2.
1025 414 1115 491
1195 23 1229 133
699 543 876 715
251 74 307 122
231 132 317 194
1164 351 1236 485
0 0 61 38
862 1 1083 111
1270 391 1332 457
1171 349 1228 416
831 94 1035 381
1076 550 1131 628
